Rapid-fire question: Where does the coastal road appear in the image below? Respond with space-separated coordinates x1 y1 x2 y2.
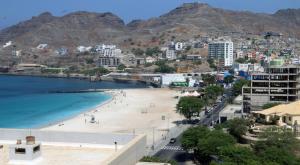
154 88 234 164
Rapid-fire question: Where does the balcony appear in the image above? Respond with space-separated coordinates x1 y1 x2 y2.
270 82 288 88
270 89 287 95
252 89 268 94
270 96 287 102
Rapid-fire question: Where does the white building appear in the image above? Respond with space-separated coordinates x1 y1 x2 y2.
95 44 122 57
3 41 12 48
219 104 242 123
234 63 263 73
175 42 184 51
161 74 186 87
9 136 42 164
236 50 244 59
15 50 22 57
145 57 156 63
166 49 176 60
76 46 92 53
208 41 234 66
36 44 48 50
95 44 116 51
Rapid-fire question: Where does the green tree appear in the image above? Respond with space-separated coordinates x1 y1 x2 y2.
82 67 109 76
117 64 126 71
224 118 250 140
154 60 176 73
140 156 177 165
262 103 281 109
185 45 192 51
145 47 161 56
207 58 217 70
85 58 94 64
232 79 249 96
181 126 210 151
254 129 300 165
154 63 175 73
176 97 204 120
197 130 236 159
202 74 216 85
248 59 257 64
224 75 234 84
218 146 261 165
132 48 144 56
205 85 224 101
235 58 247 64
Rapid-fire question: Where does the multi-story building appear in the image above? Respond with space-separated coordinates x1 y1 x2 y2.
96 56 120 67
242 63 300 112
208 41 233 67
175 42 184 51
94 44 122 67
95 44 122 57
166 49 176 60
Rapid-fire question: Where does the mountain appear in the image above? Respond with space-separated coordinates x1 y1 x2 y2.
1 3 300 49
0 11 129 48
129 3 300 37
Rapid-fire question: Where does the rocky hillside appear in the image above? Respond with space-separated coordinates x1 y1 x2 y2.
1 3 300 48
0 12 129 48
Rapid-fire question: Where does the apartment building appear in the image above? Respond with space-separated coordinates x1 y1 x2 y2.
208 41 233 67
166 49 176 60
96 57 120 67
242 63 300 112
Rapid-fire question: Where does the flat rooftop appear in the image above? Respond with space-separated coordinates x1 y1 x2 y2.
0 129 143 165
0 144 115 165
220 104 242 115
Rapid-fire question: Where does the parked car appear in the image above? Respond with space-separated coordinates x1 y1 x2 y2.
169 138 176 144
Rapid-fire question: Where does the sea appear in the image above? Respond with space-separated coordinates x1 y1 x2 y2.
0 75 147 128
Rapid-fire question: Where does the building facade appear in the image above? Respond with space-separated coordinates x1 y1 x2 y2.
96 56 120 67
208 41 233 67
175 42 184 51
166 49 176 60
242 64 300 112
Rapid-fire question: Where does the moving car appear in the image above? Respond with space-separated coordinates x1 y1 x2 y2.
169 138 176 144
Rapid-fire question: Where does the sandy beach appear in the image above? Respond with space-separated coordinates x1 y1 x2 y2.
42 88 182 145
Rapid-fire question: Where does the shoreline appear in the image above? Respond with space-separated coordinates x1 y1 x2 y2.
0 72 87 79
36 91 117 129
0 73 161 88
42 88 183 147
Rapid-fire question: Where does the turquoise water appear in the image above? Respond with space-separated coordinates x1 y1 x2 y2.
0 75 146 128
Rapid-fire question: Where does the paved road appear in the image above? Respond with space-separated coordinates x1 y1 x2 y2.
154 134 195 165
154 88 234 164
201 88 233 126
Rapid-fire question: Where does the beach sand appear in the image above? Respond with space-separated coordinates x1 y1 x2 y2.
42 88 182 145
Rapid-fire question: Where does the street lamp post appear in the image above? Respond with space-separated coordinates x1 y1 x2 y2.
114 141 118 152
152 127 155 150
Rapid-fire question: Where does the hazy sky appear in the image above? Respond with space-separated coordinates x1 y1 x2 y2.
0 0 300 29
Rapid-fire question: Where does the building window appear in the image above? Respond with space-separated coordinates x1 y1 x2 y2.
15 148 26 154
33 145 40 153
289 116 292 121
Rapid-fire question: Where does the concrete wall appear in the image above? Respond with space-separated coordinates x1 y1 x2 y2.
104 134 147 165
0 129 135 145
250 95 270 106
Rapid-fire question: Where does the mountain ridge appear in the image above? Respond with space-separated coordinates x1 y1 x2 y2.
1 3 300 48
